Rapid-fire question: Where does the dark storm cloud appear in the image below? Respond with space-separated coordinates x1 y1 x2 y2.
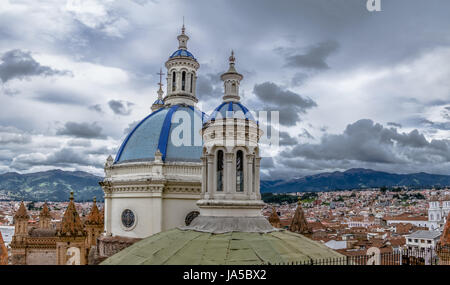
281 119 450 165
10 147 104 170
108 100 134 115
284 41 339 70
279 131 297 146
261 157 274 169
254 82 317 126
0 49 71 83
0 126 32 145
387 122 402 128
33 90 86 105
89 104 103 113
56 122 106 139
196 73 223 101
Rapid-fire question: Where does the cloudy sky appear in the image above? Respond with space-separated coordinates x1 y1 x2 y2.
0 0 449 179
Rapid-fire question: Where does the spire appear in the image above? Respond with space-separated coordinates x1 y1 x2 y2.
177 21 189 50
221 50 243 102
58 192 85 237
151 68 165 112
40 202 51 218
85 197 103 226
14 201 29 220
268 207 281 228
289 199 311 235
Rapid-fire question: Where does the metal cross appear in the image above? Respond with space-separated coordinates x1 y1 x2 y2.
157 68 165 88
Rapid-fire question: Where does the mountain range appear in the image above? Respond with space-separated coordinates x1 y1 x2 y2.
0 169 103 202
261 168 450 193
0 168 449 201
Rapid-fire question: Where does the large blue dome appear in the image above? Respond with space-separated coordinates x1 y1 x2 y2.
115 105 206 163
209 101 256 122
169 49 196 60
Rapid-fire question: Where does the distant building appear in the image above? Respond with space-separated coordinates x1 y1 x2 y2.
405 230 441 251
9 194 103 265
428 194 450 230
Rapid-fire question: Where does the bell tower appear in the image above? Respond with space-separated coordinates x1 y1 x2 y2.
39 202 52 229
164 24 200 106
10 201 29 265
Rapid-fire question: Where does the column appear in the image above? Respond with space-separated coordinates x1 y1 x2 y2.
201 156 207 198
186 72 192 94
193 75 197 97
246 154 254 199
176 71 182 92
207 154 214 198
104 191 112 236
166 73 171 95
225 152 233 198
255 157 261 199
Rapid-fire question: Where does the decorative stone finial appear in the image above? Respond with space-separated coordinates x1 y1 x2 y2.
70 191 74 201
93 196 96 203
105 155 114 168
177 22 189 50
221 50 243 102
154 149 163 162
229 50 235 64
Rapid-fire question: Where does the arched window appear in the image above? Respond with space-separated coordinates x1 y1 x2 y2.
190 73 193 93
172 71 176 91
217 150 224 192
232 82 237 93
236 150 244 192
182 71 186 91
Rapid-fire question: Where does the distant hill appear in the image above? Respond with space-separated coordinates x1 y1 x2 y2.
0 169 103 202
261 168 450 193
1 168 449 201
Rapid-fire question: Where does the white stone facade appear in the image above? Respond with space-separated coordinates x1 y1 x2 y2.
101 155 201 238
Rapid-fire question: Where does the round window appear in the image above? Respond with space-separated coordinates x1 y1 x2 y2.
185 211 200 226
121 209 135 228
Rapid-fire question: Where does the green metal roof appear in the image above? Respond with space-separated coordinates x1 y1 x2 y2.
101 229 343 265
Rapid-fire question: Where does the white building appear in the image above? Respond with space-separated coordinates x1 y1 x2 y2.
405 230 441 251
100 26 205 238
428 194 450 230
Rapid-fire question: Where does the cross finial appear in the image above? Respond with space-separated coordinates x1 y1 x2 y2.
229 50 235 64
182 16 185 34
157 68 165 89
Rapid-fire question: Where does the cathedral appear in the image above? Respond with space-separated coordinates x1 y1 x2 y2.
10 24 346 265
100 26 344 265
10 194 103 265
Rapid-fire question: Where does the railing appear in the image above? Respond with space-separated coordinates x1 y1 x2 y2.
264 246 450 265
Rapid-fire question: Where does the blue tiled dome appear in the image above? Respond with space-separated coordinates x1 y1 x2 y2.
208 102 257 123
169 49 196 60
115 105 206 163
153 98 164 105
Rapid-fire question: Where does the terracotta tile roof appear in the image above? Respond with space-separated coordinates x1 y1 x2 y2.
384 214 427 221
14 201 29 220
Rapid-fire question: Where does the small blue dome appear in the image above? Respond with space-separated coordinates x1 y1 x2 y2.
153 98 164 105
169 49 196 60
115 105 206 163
208 102 257 123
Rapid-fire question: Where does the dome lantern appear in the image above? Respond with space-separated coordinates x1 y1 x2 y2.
164 24 200 107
